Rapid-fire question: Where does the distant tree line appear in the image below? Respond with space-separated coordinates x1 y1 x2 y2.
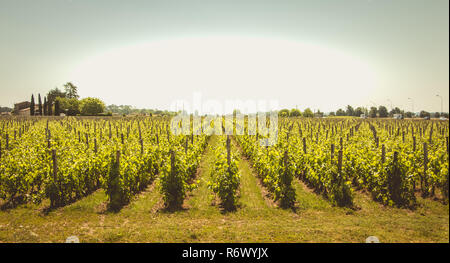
278 105 449 118
0 106 12 113
105 104 177 116
278 108 318 118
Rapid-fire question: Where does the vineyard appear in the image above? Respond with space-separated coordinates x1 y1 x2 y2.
0 116 448 242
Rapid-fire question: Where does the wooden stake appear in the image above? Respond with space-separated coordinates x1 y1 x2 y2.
302 137 307 154
423 143 428 176
227 136 231 166
116 150 121 167
52 149 58 181
331 143 335 161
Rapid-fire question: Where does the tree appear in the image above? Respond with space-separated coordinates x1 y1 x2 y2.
315 109 324 117
120 105 132 115
48 100 53 116
345 105 354 116
43 97 48 116
389 107 401 117
329 112 335 116
278 109 290 117
303 108 314 118
64 82 79 99
0 106 12 113
419 110 430 118
30 94 35 116
57 97 80 116
106 104 119 113
38 94 43 116
290 108 302 117
404 112 413 118
336 108 345 116
80 97 105 116
369 107 377 118
378 106 388 118
47 88 66 103
433 112 441 118
354 107 364 117
54 100 60 116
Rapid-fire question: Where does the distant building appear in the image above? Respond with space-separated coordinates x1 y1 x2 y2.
17 108 31 116
14 101 31 112
13 101 39 116
393 114 403 119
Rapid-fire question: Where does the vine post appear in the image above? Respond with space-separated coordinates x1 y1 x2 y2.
94 137 98 153
331 143 335 162
338 149 343 175
226 135 231 167
302 137 307 154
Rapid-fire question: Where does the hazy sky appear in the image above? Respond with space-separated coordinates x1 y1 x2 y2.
0 0 448 113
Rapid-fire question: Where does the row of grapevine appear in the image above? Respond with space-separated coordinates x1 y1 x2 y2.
208 136 240 211
235 118 296 208
159 133 208 209
0 117 208 211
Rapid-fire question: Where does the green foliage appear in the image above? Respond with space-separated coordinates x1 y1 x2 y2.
378 106 388 117
208 137 240 211
80 97 106 116
64 82 79 99
278 109 290 117
303 108 314 118
46 88 66 103
160 151 187 209
38 94 42 116
106 153 124 210
43 97 48 116
290 109 302 117
57 97 80 116
346 105 354 116
54 100 60 116
236 132 296 208
336 109 345 116
160 135 208 210
354 107 365 117
419 110 430 118
369 107 378 118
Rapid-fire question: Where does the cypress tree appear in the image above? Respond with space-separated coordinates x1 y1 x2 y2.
38 94 43 116
54 100 60 116
48 100 53 116
43 97 48 115
30 94 35 116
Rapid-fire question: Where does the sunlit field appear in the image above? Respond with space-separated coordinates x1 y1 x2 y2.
0 116 448 243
